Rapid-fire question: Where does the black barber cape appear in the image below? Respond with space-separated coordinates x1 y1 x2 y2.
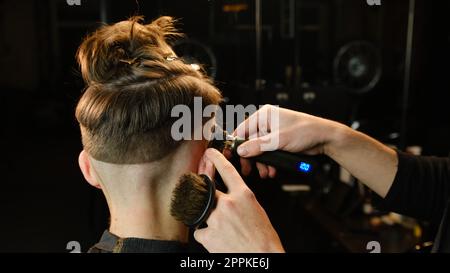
88 230 193 253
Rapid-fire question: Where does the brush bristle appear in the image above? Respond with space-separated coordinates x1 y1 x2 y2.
170 173 209 226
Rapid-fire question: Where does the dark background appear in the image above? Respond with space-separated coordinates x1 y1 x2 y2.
0 0 448 252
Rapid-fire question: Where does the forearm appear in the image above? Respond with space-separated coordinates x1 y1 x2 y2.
324 124 398 198
235 106 399 198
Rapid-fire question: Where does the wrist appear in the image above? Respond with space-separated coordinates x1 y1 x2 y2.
323 121 353 158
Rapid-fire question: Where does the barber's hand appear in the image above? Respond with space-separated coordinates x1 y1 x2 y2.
234 105 345 178
195 148 285 253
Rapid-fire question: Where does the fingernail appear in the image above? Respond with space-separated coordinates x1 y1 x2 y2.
237 146 248 156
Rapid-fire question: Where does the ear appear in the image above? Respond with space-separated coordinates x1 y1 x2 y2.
78 150 101 189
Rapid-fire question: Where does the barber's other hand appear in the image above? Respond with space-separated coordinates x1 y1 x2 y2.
234 105 346 178
195 148 285 253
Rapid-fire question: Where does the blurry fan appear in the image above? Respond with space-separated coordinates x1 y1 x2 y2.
333 41 382 95
172 39 217 79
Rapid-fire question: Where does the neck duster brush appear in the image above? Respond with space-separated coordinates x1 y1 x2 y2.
170 173 216 227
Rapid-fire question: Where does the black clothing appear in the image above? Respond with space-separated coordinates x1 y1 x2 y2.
88 230 190 253
381 151 450 252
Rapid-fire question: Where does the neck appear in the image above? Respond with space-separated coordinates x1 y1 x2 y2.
105 162 190 242
91 141 206 244
108 189 189 242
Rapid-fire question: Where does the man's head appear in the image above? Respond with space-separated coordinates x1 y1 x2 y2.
75 15 222 209
75 15 222 241
75 16 221 166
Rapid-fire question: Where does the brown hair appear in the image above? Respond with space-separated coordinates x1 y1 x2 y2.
75 16 222 164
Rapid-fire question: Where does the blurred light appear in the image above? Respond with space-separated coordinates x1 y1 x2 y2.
223 4 248 13
190 64 201 71
297 162 311 173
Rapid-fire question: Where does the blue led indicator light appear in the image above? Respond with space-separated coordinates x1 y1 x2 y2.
297 162 312 173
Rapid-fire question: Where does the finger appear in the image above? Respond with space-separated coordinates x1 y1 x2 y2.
198 152 215 179
302 146 323 155
204 190 226 227
204 148 245 192
257 105 271 137
240 157 252 176
268 166 277 178
215 189 226 199
256 162 269 179
248 132 260 140
236 133 276 158
233 108 263 139
193 228 209 245
234 105 277 138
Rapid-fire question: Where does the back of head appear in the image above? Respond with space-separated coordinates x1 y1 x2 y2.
75 16 222 164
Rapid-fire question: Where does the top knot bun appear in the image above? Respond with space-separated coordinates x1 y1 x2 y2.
77 16 181 84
